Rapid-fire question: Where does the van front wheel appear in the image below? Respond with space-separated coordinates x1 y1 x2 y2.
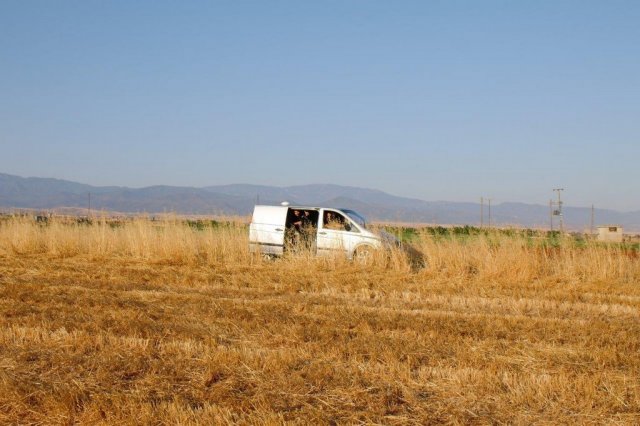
353 245 375 265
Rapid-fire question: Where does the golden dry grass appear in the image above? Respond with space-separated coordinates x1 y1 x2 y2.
0 217 639 424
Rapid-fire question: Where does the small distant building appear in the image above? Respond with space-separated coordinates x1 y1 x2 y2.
597 225 623 243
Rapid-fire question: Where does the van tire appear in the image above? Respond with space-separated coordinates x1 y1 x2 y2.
353 245 375 265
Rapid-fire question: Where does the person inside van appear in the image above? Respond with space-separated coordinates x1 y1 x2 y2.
299 210 316 250
291 209 303 232
301 210 312 228
324 211 346 231
285 209 302 252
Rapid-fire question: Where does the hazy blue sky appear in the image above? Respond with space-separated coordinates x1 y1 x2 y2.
1 1 639 210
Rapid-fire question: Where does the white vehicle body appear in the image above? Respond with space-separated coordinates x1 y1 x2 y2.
249 205 383 259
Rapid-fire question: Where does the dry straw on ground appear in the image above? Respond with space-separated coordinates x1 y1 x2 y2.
0 217 638 424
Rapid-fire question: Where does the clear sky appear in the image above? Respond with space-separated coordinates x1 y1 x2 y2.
1 1 639 210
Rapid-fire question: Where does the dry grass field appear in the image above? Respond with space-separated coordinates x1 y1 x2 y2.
0 217 639 424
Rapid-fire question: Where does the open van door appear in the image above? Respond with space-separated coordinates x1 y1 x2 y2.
249 206 288 256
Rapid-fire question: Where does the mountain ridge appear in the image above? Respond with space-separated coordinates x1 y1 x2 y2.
1 173 639 231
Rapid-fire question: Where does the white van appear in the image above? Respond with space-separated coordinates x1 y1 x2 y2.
249 204 425 265
249 205 383 259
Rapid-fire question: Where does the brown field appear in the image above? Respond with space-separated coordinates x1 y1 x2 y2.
0 217 639 424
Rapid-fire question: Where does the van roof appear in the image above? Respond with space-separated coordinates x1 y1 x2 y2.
251 205 351 223
253 204 353 211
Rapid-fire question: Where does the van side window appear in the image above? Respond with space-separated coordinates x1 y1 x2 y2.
323 211 358 232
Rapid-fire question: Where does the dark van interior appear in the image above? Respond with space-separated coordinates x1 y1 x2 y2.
284 208 319 252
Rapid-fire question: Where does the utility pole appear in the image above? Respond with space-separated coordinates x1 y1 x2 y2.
487 198 492 229
88 192 91 218
549 199 554 232
553 188 564 232
590 204 595 236
480 197 484 228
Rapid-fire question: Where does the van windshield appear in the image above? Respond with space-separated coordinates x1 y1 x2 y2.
343 209 367 229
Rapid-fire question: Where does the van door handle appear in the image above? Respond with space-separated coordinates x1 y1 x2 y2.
275 228 283 232
319 231 327 235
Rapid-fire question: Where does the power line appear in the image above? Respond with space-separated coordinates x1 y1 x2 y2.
552 188 564 232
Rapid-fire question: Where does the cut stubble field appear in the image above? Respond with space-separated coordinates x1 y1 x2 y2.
0 218 639 424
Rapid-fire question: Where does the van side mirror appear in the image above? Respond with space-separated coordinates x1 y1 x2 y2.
344 222 352 232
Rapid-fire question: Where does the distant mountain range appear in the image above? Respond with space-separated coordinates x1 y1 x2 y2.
2 173 639 232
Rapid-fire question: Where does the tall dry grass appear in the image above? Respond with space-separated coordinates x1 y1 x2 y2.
1 216 638 283
413 230 640 284
0 216 250 264
0 216 638 424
